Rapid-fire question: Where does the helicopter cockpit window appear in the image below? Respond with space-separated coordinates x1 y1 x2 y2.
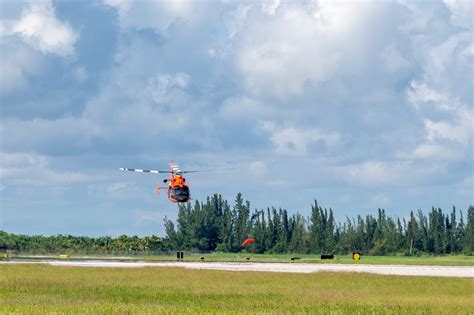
172 186 190 202
173 186 189 197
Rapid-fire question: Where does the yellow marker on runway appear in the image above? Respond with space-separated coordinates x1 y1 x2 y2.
352 251 361 261
1 250 12 260
59 254 70 259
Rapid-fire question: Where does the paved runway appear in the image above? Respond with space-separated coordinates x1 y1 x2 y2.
2 260 473 278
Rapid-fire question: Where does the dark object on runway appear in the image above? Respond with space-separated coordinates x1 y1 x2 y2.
290 257 300 261
177 251 184 261
352 251 361 261
200 256 205 262
321 254 334 260
246 257 250 261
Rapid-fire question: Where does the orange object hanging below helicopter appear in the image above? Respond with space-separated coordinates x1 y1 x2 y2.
119 160 231 203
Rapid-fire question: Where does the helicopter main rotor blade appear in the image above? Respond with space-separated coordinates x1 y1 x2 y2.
178 167 236 174
119 166 235 175
119 167 164 174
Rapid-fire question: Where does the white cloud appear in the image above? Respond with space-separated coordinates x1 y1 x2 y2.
77 70 195 142
0 40 42 94
248 161 266 177
454 176 474 200
106 182 129 194
412 144 458 160
443 0 474 29
407 81 448 109
338 161 406 186
231 1 388 99
261 121 340 156
103 0 132 15
134 209 162 224
225 4 252 40
0 1 76 94
262 0 281 16
424 114 471 144
7 0 77 56
0 21 6 35
407 81 473 160
147 73 190 104
103 0 199 33
267 178 288 187
424 32 472 95
218 96 267 120
0 153 101 186
1 116 98 150
381 44 409 73
371 194 391 206
87 181 141 202
233 5 338 98
72 67 88 82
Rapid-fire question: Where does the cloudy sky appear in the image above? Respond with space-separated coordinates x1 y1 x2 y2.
0 0 472 236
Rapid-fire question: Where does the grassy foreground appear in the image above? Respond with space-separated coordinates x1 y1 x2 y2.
1 265 473 314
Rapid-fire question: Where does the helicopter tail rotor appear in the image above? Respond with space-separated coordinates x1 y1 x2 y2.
156 181 169 196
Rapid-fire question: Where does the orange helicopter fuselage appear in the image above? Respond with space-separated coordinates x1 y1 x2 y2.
163 173 191 203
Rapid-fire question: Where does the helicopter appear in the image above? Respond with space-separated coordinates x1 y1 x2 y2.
119 161 226 203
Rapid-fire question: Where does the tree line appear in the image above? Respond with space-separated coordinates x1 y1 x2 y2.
1 193 473 255
164 193 473 255
0 233 165 254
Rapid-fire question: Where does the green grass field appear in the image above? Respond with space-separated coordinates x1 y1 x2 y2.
1 265 473 314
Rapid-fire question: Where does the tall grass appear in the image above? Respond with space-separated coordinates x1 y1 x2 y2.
1 265 472 314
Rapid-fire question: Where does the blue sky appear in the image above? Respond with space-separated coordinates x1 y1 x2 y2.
0 0 472 237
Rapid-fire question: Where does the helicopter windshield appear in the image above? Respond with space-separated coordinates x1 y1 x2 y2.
172 186 190 202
